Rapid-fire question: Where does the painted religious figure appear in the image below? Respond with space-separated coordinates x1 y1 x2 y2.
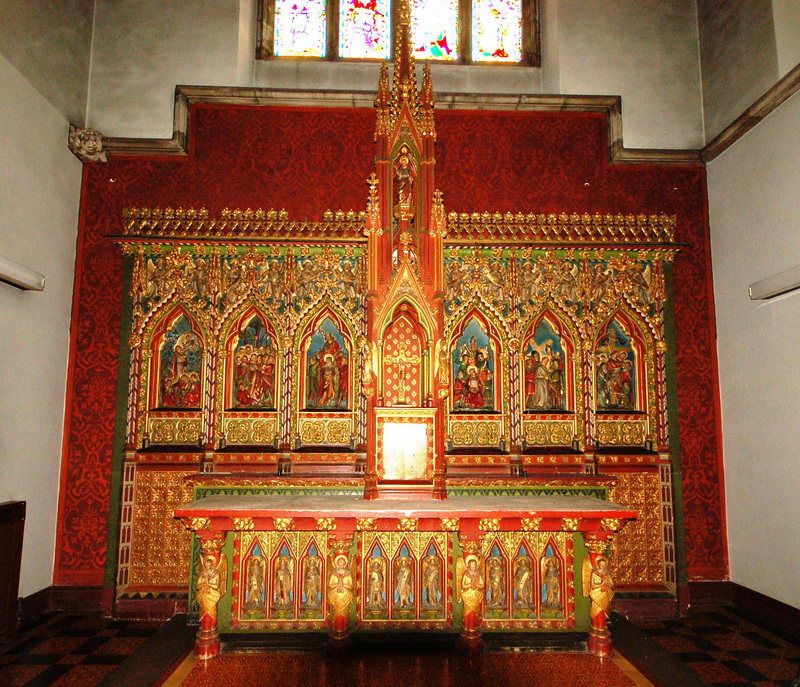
158 315 202 408
273 555 294 611
305 318 349 410
232 316 278 409
523 319 565 412
595 320 636 411
452 318 494 412
486 556 506 609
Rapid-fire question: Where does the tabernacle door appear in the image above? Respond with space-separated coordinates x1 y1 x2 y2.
376 408 436 496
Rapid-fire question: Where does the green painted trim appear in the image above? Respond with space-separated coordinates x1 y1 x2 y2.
104 255 135 587
572 533 591 630
447 485 609 499
663 263 688 588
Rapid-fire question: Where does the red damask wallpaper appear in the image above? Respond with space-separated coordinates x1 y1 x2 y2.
54 104 726 585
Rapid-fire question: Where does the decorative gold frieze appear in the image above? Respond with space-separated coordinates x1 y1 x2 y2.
601 518 623 532
232 517 254 531
274 517 295 531
398 518 418 532
445 212 676 245
561 518 581 531
520 517 542 532
440 518 460 532
316 518 336 531
479 518 501 532
357 518 377 531
186 517 211 532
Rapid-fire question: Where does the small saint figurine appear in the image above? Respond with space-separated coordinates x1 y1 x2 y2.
244 555 264 611
303 556 321 609
328 553 354 638
514 556 533 609
457 553 485 634
273 556 293 609
367 557 386 609
395 557 413 609
423 555 442 609
486 557 505 609
542 557 561 611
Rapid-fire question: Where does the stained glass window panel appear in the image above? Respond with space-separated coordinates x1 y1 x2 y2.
472 0 522 62
274 0 327 57
340 0 391 59
410 0 459 60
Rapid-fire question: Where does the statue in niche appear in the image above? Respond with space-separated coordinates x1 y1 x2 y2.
393 146 415 210
524 320 566 412
295 259 319 302
187 257 210 301
336 260 358 301
259 259 286 303
302 556 321 609
224 258 248 302
395 557 414 609
159 320 202 409
452 319 494 412
196 554 226 627
486 557 505 609
514 556 533 609
456 554 485 621
584 556 614 625
624 263 653 308
596 322 635 411
588 263 613 309
542 557 561 610
366 557 386 610
273 556 294 610
482 261 507 304
306 320 349 410
518 261 545 305
245 555 265 610
555 262 580 304
422 555 442 609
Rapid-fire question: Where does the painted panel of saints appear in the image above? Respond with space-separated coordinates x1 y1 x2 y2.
305 318 349 410
452 318 494 412
158 315 202 408
523 319 565 412
232 316 278 409
595 320 636 411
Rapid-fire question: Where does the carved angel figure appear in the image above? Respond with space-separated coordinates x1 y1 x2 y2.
518 261 545 304
514 556 533 609
556 262 580 303
456 553 485 620
196 553 227 625
188 257 210 300
486 556 505 609
296 260 318 301
589 263 612 307
423 555 442 609
273 556 294 609
482 261 506 303
328 553 354 623
583 556 614 626
336 261 358 301
395 556 413 608
144 256 169 300
445 261 469 303
625 264 652 307
366 557 386 609
224 258 248 302
303 556 321 609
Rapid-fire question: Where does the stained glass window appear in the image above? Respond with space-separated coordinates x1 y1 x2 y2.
274 0 328 57
410 0 459 60
471 0 522 62
340 0 392 59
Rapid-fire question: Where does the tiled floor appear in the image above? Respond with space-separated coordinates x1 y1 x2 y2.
0 606 798 687
634 607 800 687
0 612 165 687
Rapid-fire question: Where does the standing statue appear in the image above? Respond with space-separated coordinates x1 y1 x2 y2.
456 553 485 635
303 556 321 609
423 555 442 609
366 557 386 609
486 557 505 609
513 556 533 609
542 557 561 610
395 557 414 609
584 555 614 627
244 555 264 611
196 554 226 629
273 556 294 610
328 552 354 638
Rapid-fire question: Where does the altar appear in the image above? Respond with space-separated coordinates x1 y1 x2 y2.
175 492 636 659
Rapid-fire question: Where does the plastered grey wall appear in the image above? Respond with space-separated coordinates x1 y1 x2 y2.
0 0 93 125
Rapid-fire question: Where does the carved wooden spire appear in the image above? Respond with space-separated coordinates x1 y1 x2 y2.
391 0 421 119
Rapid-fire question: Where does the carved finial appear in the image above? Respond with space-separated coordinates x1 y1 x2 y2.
421 63 434 109
376 63 390 109
392 0 419 111
68 124 107 163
